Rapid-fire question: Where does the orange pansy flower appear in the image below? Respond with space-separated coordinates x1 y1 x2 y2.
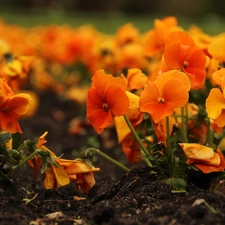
162 31 207 90
179 143 225 173
139 70 190 123
0 78 31 133
117 43 147 71
86 69 129 133
206 88 225 128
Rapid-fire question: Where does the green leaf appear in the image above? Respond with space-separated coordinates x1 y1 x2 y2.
85 159 93 168
0 132 12 145
11 133 22 149
0 145 15 162
8 149 21 161
163 177 187 191
37 150 58 174
0 170 12 183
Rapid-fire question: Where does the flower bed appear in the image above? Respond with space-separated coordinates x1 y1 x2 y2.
1 16 225 224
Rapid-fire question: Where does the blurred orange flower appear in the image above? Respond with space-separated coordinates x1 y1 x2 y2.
143 16 182 57
1 55 33 91
0 78 31 133
123 68 148 91
179 143 225 173
208 34 225 70
115 23 140 47
211 68 225 90
86 69 129 133
139 70 190 123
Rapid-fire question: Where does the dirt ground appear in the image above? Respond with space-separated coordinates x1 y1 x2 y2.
1 91 225 225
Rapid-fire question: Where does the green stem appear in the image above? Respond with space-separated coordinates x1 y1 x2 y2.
8 150 39 176
181 106 188 143
166 116 172 154
166 116 175 177
206 116 215 144
124 115 153 167
87 148 130 172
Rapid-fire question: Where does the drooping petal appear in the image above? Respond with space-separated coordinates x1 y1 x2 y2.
194 151 225 173
187 152 220 166
76 172 96 193
179 143 215 162
43 167 55 189
206 88 225 119
59 159 100 174
105 85 129 116
51 165 70 188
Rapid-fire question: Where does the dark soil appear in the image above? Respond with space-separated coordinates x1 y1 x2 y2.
1 91 225 225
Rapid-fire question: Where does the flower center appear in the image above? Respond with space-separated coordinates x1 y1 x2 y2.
158 97 165 103
183 61 189 69
219 61 225 69
102 103 109 112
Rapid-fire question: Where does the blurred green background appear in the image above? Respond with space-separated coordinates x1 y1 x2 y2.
0 0 224 34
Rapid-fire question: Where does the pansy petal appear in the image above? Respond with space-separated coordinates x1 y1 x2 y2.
155 70 191 92
86 88 103 117
194 151 225 174
106 85 129 116
162 79 189 108
7 94 31 115
214 109 225 127
88 109 113 134
51 165 70 188
92 69 127 93
179 143 215 161
206 88 225 119
164 43 184 69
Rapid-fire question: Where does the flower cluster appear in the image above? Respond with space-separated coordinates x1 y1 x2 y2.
2 16 225 193
84 17 225 190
